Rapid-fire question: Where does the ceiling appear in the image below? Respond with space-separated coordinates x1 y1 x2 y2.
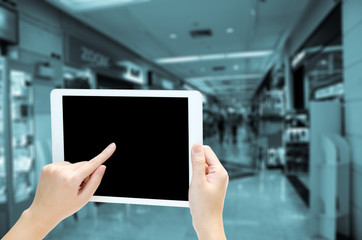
47 0 311 109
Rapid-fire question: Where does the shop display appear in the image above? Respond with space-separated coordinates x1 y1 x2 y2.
64 68 92 89
267 147 285 167
285 127 309 143
284 112 309 175
258 90 285 118
9 69 35 203
0 58 36 231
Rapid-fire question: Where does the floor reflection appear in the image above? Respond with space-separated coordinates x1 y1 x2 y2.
46 125 310 240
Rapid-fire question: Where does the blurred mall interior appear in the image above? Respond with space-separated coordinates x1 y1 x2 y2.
0 0 362 239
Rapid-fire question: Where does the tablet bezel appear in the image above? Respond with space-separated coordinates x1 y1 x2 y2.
50 89 203 208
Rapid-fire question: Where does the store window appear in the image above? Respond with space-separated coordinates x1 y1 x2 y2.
291 3 343 108
286 3 343 205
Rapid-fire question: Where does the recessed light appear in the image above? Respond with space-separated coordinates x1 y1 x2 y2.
56 0 151 11
169 33 178 39
226 28 234 34
233 65 239 70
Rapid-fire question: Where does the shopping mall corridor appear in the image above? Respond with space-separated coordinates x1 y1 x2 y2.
45 125 310 240
2 1 362 239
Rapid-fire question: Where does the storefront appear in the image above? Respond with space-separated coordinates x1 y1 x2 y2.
62 34 146 89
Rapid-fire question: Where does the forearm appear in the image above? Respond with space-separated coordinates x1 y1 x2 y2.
2 209 59 240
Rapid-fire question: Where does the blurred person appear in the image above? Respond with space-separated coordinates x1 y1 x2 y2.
231 124 237 145
231 113 242 145
217 115 225 144
2 143 228 240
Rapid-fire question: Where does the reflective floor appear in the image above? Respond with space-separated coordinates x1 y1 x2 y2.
45 125 311 240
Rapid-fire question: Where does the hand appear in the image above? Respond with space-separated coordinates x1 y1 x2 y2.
2 142 116 240
189 144 228 240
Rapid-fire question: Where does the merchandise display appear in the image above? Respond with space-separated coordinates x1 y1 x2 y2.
267 147 285 167
9 69 35 203
284 112 309 175
0 58 36 232
259 90 285 117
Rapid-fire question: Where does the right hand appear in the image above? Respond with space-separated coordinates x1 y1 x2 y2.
2 143 116 240
28 143 116 228
189 144 229 240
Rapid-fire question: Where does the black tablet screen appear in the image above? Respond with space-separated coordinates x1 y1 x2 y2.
62 96 189 201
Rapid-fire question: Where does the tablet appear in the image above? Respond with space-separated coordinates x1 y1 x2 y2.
50 89 203 208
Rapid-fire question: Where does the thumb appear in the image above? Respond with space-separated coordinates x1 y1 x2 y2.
191 144 206 181
80 165 106 199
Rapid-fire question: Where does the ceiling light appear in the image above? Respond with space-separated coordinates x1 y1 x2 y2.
200 54 225 61
186 74 262 82
156 50 272 64
157 56 199 64
169 33 178 39
227 50 272 58
54 0 150 11
226 28 234 34
291 50 306 68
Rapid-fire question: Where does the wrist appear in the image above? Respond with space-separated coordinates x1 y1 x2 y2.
193 217 226 240
23 207 60 237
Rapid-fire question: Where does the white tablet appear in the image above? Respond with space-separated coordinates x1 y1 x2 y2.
50 89 203 208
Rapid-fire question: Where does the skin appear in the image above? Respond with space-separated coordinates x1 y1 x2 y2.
189 144 228 240
2 143 228 240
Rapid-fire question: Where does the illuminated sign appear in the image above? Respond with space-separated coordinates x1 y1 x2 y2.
116 61 144 85
315 83 343 99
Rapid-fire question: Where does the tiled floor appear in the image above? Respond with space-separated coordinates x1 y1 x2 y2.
45 125 311 240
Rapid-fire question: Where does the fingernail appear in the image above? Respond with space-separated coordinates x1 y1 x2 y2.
193 145 203 154
107 142 116 150
98 165 106 174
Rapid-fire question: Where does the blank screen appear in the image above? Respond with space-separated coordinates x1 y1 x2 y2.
62 96 189 201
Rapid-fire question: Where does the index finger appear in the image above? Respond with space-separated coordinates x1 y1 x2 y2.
78 142 116 179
